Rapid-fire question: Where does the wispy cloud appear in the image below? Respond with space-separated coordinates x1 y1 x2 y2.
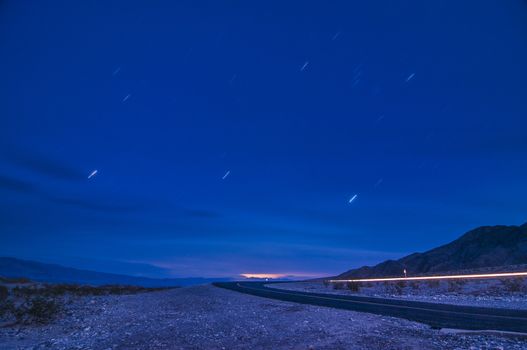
0 173 138 212
183 209 219 218
0 174 36 193
3 149 85 181
0 172 218 219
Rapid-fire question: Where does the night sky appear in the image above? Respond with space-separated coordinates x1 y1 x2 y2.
1 1 527 278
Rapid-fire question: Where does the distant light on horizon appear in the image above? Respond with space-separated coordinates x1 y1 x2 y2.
240 272 321 279
241 273 286 279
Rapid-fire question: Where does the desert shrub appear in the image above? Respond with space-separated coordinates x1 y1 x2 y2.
393 282 405 295
501 278 524 293
13 285 39 298
447 280 465 293
0 276 31 284
347 282 361 292
409 282 419 290
14 297 62 324
0 285 8 301
384 281 407 295
27 297 61 323
333 282 345 290
383 282 403 295
426 280 440 289
0 300 14 318
13 284 169 298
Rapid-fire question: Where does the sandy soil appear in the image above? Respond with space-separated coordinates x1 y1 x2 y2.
1 285 526 350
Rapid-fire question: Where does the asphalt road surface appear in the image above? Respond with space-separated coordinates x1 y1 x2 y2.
214 282 527 333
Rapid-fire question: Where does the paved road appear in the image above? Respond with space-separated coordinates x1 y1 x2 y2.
214 282 527 333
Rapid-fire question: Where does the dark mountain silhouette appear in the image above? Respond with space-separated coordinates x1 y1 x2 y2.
338 223 527 279
0 257 232 287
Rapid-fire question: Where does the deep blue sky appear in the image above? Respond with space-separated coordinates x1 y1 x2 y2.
1 1 527 278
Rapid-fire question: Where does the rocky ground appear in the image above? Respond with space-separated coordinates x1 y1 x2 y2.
1 285 527 350
271 277 527 310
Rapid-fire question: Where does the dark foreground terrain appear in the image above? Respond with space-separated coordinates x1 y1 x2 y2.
1 285 527 350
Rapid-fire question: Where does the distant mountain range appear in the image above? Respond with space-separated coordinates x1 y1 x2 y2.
0 257 233 287
338 223 527 279
5 222 526 285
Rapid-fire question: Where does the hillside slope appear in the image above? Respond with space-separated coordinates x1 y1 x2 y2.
0 257 231 286
338 223 527 279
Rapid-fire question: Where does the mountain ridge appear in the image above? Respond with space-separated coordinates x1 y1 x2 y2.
0 257 233 287
338 223 527 279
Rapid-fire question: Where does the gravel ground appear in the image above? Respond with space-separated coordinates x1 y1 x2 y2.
271 280 527 310
1 285 526 350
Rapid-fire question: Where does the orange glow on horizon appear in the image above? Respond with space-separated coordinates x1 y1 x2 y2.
240 273 287 279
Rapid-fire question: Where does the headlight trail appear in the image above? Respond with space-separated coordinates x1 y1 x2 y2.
328 271 527 283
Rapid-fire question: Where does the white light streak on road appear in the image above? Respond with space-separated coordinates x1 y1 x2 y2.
348 194 358 203
88 170 98 179
122 94 131 102
222 170 230 180
329 271 527 283
300 61 309 71
405 73 415 82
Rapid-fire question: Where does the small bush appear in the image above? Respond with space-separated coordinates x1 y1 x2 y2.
409 282 419 290
447 280 465 293
501 278 524 293
382 282 403 295
0 300 14 318
426 280 440 288
14 297 61 324
347 282 361 292
393 282 405 295
0 285 8 301
28 297 61 323
333 282 345 290
0 276 31 284
13 284 169 298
